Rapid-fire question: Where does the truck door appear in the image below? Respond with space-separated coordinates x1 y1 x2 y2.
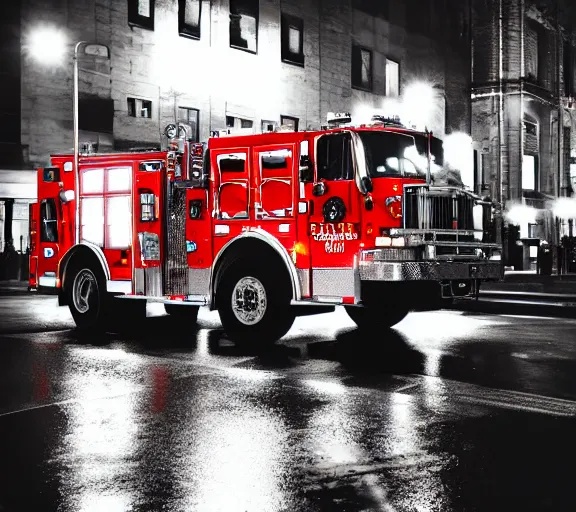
36 196 60 288
35 167 64 289
211 147 251 256
29 202 39 289
252 143 297 244
305 132 362 301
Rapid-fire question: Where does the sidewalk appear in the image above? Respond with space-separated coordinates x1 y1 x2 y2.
482 271 576 297
0 280 29 295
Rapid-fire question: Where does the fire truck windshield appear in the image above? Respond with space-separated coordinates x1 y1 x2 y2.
358 131 442 179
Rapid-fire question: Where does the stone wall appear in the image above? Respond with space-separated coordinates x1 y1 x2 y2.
21 0 472 167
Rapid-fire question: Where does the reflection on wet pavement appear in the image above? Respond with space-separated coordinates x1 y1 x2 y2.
3 301 576 510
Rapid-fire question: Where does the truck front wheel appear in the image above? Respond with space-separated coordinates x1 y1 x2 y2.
66 264 109 332
217 261 295 345
345 305 409 330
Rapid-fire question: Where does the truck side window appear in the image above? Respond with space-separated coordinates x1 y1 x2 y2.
258 148 293 218
217 152 249 219
40 198 58 243
316 133 354 181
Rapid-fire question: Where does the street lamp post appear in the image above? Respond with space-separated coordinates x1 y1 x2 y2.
27 29 109 245
72 42 110 245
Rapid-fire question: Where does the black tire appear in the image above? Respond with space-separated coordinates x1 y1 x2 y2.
217 259 295 345
345 305 409 330
164 303 199 322
66 262 110 332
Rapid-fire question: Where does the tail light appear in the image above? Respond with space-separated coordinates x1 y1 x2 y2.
140 191 156 221
385 196 402 219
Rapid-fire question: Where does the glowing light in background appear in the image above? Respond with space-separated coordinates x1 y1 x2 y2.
402 81 438 131
504 203 539 226
443 132 474 189
552 197 576 220
25 26 68 66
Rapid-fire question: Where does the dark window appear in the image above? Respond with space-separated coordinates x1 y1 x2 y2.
281 13 304 66
316 133 354 181
128 0 155 30
524 121 537 136
241 119 253 128
178 107 200 141
127 97 152 118
226 116 235 128
230 0 258 53
352 45 372 91
40 199 58 243
179 0 201 39
280 115 299 131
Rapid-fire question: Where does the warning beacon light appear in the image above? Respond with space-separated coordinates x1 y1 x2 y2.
327 112 352 127
370 115 404 127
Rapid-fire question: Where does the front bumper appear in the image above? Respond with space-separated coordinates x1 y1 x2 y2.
358 258 503 282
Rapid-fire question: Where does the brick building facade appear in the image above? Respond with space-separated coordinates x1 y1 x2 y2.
471 0 576 268
17 0 471 167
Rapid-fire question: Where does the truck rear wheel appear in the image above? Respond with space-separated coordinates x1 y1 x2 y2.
164 303 199 322
217 260 295 345
345 305 409 330
67 264 109 332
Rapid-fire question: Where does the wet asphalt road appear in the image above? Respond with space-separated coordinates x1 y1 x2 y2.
2 295 576 511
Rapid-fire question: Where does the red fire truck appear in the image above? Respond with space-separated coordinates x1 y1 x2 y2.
29 113 503 344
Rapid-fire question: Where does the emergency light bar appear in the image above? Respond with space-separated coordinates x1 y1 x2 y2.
327 112 352 126
370 115 404 127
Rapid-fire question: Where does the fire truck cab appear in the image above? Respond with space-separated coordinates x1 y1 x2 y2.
29 114 503 344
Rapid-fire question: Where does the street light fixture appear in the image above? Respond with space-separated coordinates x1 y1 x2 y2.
27 27 110 245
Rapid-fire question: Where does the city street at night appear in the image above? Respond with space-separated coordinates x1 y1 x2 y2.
2 293 576 511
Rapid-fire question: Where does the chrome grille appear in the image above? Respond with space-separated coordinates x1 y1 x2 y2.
403 186 475 231
164 181 189 295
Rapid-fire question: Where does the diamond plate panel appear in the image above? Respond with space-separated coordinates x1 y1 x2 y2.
312 268 356 297
188 268 210 296
145 266 162 296
359 261 502 282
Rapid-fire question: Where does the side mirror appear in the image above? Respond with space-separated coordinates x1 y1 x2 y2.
59 189 75 203
364 195 374 211
312 182 327 197
299 155 313 182
360 176 373 194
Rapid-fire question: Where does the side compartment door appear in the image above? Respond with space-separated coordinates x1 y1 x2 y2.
305 132 362 301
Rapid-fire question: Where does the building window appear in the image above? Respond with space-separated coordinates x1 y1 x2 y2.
178 107 200 141
352 45 372 91
226 115 254 132
127 98 152 119
386 58 399 96
229 0 258 54
261 120 277 132
522 154 538 191
128 0 155 30
179 0 201 39
281 13 304 66
280 115 299 131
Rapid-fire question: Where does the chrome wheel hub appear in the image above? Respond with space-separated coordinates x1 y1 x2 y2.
231 276 267 325
72 269 97 314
